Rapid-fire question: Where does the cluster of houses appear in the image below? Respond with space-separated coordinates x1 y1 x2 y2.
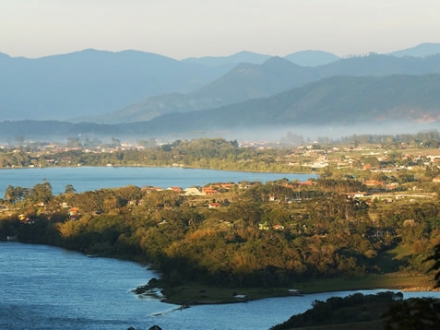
141 183 236 196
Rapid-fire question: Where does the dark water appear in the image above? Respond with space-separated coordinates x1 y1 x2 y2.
0 166 317 196
2 243 440 330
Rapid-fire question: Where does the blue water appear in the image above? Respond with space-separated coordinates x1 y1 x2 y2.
0 166 317 196
1 242 440 330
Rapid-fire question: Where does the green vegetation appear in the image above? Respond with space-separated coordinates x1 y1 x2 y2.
1 174 439 304
2 135 440 310
0 138 306 173
271 289 440 329
271 291 402 330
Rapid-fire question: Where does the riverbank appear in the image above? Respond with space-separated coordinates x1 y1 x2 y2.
81 248 438 305
6 239 438 307
134 272 438 306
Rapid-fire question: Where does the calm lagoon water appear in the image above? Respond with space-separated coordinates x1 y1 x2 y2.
2 242 439 330
0 166 317 196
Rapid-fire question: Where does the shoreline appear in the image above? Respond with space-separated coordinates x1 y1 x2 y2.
4 241 439 307
132 272 439 306
0 163 316 175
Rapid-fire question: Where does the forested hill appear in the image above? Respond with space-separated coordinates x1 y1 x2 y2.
0 74 439 139
130 74 440 133
84 53 440 124
78 57 317 124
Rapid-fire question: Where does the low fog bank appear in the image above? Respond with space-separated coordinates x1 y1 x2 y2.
155 121 440 143
0 121 438 146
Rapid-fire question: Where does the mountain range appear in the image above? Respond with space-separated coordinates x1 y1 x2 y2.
1 74 439 140
1 43 440 140
87 53 440 124
0 49 227 121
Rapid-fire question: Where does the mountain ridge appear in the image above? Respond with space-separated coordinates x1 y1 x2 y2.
1 74 439 140
89 54 440 124
2 43 440 124
0 49 228 121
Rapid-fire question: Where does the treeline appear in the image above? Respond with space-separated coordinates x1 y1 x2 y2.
271 291 403 329
338 130 440 148
271 291 440 329
0 138 307 173
2 177 440 290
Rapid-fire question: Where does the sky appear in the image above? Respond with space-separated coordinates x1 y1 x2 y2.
1 0 439 59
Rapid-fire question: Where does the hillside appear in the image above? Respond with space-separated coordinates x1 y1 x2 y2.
1 74 439 140
96 54 440 124
284 50 341 67
181 50 272 68
132 74 440 136
389 42 440 58
84 57 317 124
182 50 341 68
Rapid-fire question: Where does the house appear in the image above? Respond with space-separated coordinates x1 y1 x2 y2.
143 186 164 192
202 187 218 195
167 186 182 193
69 207 80 219
221 183 235 190
208 202 222 209
297 181 314 187
365 180 383 187
273 224 285 231
353 192 368 198
386 183 399 190
184 187 202 195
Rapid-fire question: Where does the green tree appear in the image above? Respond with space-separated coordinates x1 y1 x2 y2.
28 180 53 203
4 185 26 204
65 184 76 194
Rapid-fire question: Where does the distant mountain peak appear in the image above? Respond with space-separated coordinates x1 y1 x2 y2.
181 51 272 67
389 43 440 58
263 56 298 68
283 50 340 67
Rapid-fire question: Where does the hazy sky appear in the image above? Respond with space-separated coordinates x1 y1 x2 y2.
1 0 439 59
